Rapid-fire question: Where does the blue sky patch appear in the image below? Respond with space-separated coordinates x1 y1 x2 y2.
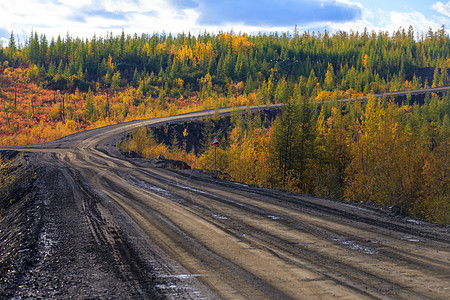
195 0 362 26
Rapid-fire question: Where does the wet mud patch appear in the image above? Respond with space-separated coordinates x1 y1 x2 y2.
0 152 41 298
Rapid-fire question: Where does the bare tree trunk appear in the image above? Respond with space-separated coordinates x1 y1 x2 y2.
61 93 65 122
2 99 11 129
106 89 110 118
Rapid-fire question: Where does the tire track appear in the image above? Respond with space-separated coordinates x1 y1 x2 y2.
114 166 448 299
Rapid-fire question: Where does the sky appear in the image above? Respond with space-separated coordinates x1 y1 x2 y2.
0 0 449 45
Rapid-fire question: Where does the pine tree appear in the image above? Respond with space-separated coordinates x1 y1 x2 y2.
275 77 290 103
439 67 448 86
85 88 95 121
7 31 17 62
111 71 121 92
432 67 440 88
48 61 57 77
306 69 317 97
244 75 254 94
8 31 16 52
271 99 301 185
324 63 335 91
57 59 64 75
296 95 317 190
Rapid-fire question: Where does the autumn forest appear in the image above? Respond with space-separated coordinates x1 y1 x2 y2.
0 26 449 224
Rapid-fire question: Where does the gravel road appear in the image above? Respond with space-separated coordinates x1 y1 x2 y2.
1 97 449 299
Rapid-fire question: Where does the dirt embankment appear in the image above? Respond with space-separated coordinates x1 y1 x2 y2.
0 151 41 298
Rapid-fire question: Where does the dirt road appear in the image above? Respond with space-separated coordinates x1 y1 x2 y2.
1 98 449 299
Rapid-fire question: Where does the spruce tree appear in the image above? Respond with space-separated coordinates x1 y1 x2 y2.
271 98 301 185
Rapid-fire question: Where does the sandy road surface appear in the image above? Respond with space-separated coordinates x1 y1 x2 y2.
1 90 450 299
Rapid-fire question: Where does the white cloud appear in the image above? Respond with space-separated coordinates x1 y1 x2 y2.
386 11 441 34
432 1 450 17
0 0 177 41
326 6 448 38
57 0 92 8
0 0 448 44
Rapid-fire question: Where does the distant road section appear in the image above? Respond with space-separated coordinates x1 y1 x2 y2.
358 86 450 101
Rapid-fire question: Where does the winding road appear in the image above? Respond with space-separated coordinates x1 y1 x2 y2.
1 87 450 299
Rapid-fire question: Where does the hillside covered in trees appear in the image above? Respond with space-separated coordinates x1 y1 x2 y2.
0 27 449 224
0 26 449 145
